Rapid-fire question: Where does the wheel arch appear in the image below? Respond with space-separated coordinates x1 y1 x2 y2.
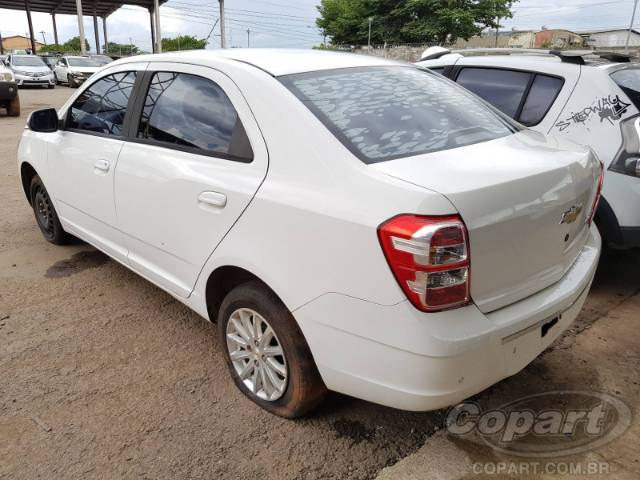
20 161 38 205
205 265 288 323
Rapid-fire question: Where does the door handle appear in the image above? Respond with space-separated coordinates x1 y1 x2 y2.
94 159 110 173
198 191 227 208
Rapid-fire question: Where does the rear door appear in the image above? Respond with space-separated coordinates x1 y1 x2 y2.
114 62 268 298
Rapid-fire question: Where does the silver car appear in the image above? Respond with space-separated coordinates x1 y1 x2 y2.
7 54 55 89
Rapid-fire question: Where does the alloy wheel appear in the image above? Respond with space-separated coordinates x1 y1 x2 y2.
225 308 288 401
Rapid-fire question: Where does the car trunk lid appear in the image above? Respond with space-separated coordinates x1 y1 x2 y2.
372 130 600 313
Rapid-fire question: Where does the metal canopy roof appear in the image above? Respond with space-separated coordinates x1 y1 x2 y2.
0 0 167 18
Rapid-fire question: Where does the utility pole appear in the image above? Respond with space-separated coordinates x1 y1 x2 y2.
129 36 133 55
246 28 250 47
219 0 226 48
626 0 639 53
0 31 4 55
367 17 373 49
39 31 47 45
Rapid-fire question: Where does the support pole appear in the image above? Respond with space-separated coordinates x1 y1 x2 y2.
0 31 4 55
52 13 59 45
102 17 108 53
219 0 226 48
246 28 250 48
626 0 639 53
149 10 156 53
93 14 100 55
25 0 37 54
75 0 86 55
153 0 161 53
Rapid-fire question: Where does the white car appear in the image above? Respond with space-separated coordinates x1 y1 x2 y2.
418 48 640 250
6 54 55 88
54 56 100 88
18 50 602 417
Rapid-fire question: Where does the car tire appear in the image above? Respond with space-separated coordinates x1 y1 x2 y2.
218 281 327 418
48 84 55 89
7 95 20 116
29 175 72 245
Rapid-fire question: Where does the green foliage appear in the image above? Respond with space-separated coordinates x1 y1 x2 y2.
103 42 139 55
317 0 518 45
161 35 207 52
38 44 65 53
61 36 91 53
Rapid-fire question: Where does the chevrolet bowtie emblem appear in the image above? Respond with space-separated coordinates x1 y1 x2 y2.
560 204 583 225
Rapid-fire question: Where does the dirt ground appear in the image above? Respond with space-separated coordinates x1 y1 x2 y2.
1 87 639 480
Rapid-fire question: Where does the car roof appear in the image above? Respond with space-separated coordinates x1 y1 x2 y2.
420 52 631 70
115 48 406 76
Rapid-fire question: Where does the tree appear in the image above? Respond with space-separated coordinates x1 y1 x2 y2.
38 43 65 53
103 42 139 55
161 35 206 52
317 0 518 45
62 36 91 53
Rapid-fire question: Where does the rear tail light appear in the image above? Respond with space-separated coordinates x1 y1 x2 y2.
378 215 470 312
587 159 604 226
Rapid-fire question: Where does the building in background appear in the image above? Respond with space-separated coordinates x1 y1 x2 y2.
534 29 584 49
1 35 44 53
507 30 537 48
579 29 640 48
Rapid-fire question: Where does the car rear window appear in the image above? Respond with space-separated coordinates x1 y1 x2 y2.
280 66 517 164
611 68 640 109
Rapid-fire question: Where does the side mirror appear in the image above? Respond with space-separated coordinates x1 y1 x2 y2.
29 108 59 133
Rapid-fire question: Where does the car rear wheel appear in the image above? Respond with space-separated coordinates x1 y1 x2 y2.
48 84 54 89
29 175 72 245
218 281 326 418
7 95 20 116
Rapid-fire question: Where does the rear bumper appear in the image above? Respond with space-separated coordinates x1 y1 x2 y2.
294 224 601 411
0 81 18 100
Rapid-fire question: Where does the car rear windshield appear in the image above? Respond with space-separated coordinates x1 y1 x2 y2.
280 66 518 164
12 56 46 67
68 58 98 67
610 68 640 109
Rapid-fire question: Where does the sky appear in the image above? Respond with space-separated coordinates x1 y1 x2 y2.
0 0 638 53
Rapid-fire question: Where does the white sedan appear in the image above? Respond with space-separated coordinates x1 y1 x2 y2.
18 49 602 417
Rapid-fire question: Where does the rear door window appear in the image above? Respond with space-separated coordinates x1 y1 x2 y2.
136 72 253 161
280 67 518 164
456 68 531 118
456 67 563 126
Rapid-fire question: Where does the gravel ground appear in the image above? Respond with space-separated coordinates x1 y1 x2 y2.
1 86 639 480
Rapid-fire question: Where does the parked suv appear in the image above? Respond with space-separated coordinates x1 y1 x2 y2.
19 50 602 417
6 54 55 88
0 61 19 116
54 56 100 87
418 48 640 249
